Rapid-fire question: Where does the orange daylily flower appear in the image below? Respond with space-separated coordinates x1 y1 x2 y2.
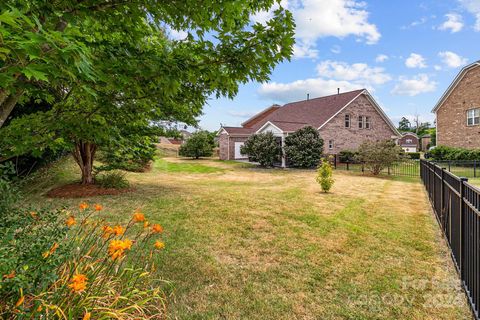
143 221 150 229
29 211 38 219
79 202 89 211
154 241 165 250
15 295 24 308
83 311 91 320
66 216 76 227
108 239 133 260
94 204 103 211
112 225 125 236
69 274 87 293
151 224 163 234
102 225 114 238
132 212 145 222
42 242 59 259
3 271 15 279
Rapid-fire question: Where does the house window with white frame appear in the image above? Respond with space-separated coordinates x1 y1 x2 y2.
365 116 371 129
358 116 363 129
467 108 480 126
406 138 413 144
328 140 334 150
345 114 350 128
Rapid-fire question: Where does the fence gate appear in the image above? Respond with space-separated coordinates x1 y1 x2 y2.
420 159 480 319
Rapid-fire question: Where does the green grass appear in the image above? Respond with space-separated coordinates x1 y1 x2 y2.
23 157 471 319
154 158 224 173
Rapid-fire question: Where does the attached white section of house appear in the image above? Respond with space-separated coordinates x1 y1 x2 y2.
402 146 417 153
234 142 247 159
256 121 286 167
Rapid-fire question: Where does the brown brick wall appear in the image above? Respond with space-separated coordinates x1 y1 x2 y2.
319 95 397 154
437 66 480 149
218 133 249 160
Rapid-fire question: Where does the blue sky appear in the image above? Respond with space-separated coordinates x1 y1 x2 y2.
195 0 480 131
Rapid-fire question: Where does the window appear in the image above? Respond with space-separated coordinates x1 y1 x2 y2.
406 139 413 144
467 108 480 126
365 116 371 129
328 140 334 150
345 114 350 128
358 116 363 129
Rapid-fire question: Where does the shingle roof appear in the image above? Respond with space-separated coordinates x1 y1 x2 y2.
251 89 365 131
221 127 253 135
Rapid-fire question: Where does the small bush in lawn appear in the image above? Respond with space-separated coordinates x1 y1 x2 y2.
179 131 214 159
355 140 405 175
97 137 157 172
284 126 324 168
241 132 281 167
0 203 167 319
95 170 130 189
316 158 334 193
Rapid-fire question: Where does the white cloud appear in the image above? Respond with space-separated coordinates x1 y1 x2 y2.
391 74 437 96
458 0 480 31
438 51 468 68
401 17 428 29
252 0 380 59
434 65 442 71
405 53 427 69
258 78 361 102
316 60 391 84
438 13 464 33
164 25 188 40
258 60 391 102
331 45 342 54
375 54 389 63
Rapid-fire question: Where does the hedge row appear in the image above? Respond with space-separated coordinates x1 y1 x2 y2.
426 145 480 161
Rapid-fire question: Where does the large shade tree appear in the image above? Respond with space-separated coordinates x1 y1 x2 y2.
0 1 295 184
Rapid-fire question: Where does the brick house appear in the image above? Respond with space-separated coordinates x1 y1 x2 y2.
433 61 480 148
218 89 400 167
398 132 419 153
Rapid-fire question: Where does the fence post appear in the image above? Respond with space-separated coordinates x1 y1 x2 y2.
334 154 337 169
346 161 349 171
474 160 477 178
448 161 451 172
388 166 391 175
459 177 468 277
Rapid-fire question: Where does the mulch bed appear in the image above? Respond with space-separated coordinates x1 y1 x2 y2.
46 183 133 198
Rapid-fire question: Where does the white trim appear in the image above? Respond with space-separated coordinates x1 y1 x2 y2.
318 90 364 130
432 61 480 113
217 127 229 136
255 121 284 134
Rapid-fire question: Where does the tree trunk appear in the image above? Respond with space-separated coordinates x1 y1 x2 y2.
72 141 97 185
0 89 25 128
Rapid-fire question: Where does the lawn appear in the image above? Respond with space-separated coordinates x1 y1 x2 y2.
24 156 471 319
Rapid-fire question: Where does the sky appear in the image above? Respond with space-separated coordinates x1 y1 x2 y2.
190 0 480 131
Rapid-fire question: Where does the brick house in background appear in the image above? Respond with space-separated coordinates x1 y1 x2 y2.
218 89 400 167
398 132 419 153
433 61 480 148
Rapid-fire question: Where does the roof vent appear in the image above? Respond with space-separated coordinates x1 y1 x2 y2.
307 93 310 101
337 88 340 95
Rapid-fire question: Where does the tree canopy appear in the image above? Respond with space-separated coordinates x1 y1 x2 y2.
0 1 295 183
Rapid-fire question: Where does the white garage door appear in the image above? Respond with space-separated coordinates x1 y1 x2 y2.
234 142 247 159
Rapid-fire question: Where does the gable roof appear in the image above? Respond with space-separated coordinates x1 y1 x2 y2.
401 132 419 138
261 89 365 130
220 126 253 136
432 61 480 113
241 105 281 128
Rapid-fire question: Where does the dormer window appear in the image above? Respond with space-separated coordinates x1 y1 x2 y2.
467 108 480 126
345 114 350 128
406 139 413 144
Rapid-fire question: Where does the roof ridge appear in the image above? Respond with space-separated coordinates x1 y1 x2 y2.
284 89 365 106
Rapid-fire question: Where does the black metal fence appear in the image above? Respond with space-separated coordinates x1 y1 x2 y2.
431 160 480 179
333 158 420 177
421 159 480 319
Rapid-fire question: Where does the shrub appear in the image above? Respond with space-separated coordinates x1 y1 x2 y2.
0 203 167 318
241 132 281 167
355 140 405 175
179 131 214 159
316 159 334 192
95 170 130 189
284 127 324 168
338 150 357 163
427 145 480 161
97 136 157 172
407 152 421 160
